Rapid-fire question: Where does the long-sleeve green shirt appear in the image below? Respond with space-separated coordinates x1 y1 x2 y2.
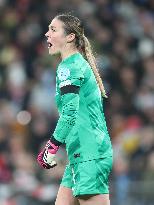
53 52 113 164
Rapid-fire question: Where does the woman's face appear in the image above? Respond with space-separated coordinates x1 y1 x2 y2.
45 18 67 55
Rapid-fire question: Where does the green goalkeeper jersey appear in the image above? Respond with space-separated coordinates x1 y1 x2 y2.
53 52 112 164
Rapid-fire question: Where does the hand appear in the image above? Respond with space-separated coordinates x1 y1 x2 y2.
37 139 59 169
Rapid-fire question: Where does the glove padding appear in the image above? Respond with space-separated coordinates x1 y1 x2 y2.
37 140 59 169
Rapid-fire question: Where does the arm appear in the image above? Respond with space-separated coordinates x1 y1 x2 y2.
52 85 80 143
37 63 84 169
37 85 80 169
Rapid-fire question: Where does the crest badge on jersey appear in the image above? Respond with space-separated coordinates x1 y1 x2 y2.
58 68 70 81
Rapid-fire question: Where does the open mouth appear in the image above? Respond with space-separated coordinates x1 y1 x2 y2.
48 43 53 48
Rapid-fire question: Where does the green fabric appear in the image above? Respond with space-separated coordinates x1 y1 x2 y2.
61 157 113 196
54 52 113 164
53 93 79 143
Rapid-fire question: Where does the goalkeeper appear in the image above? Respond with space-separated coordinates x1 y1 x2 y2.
37 13 113 205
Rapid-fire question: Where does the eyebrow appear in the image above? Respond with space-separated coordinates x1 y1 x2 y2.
49 25 56 29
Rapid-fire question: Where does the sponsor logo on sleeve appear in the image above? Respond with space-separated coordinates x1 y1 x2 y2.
58 68 70 81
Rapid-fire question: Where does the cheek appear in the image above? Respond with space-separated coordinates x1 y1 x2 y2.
53 33 66 46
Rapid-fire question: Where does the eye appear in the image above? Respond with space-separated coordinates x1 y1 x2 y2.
51 28 56 32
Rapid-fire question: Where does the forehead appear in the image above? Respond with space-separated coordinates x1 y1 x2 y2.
49 18 64 29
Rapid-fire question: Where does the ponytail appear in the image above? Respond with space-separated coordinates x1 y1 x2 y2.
82 35 108 98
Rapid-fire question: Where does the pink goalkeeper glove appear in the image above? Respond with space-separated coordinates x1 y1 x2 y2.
37 139 59 169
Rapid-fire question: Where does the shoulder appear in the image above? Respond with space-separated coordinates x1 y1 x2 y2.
57 61 84 81
57 62 85 88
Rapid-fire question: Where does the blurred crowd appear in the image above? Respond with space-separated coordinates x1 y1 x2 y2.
0 0 154 204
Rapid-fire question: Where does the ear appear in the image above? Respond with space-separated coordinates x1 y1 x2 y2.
66 33 76 43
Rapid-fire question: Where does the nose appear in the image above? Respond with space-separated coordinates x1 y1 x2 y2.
45 31 49 38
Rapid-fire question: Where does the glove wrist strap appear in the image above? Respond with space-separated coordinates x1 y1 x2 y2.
50 136 62 146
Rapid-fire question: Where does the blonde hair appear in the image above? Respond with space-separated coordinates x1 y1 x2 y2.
56 14 108 98
82 35 108 98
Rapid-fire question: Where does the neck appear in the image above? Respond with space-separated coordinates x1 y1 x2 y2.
60 46 79 60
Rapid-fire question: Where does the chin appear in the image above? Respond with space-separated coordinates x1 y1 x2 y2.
49 49 60 56
49 50 54 55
